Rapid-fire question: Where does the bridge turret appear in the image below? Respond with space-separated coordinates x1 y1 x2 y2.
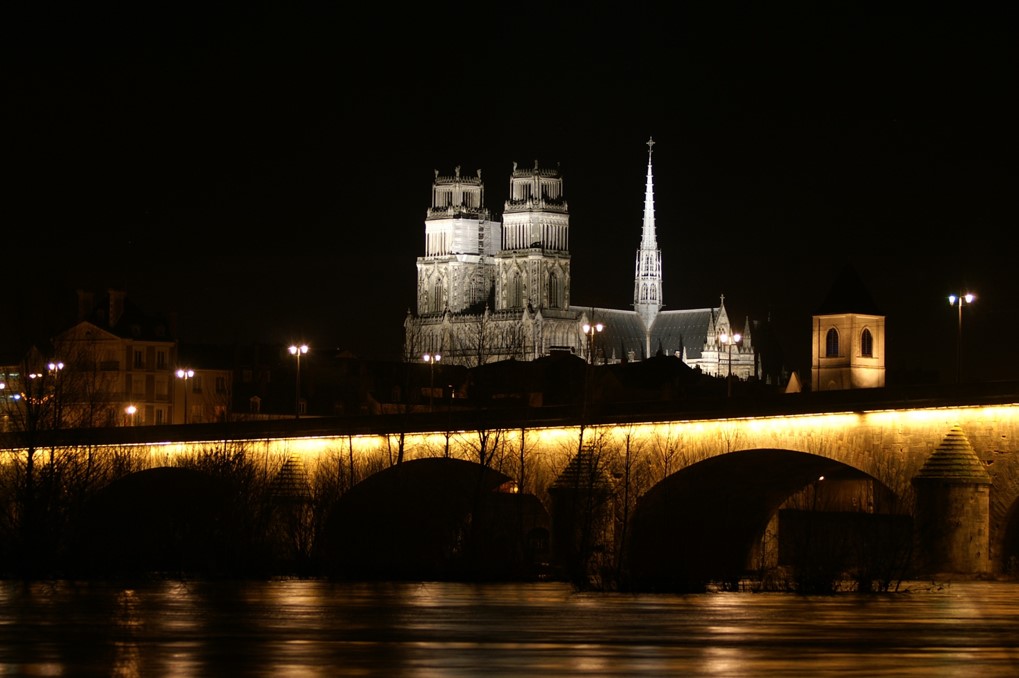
912 425 992 576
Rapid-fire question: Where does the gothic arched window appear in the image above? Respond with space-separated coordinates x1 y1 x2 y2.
861 328 873 357
470 276 485 306
825 328 839 358
548 272 560 309
509 273 525 309
431 279 443 314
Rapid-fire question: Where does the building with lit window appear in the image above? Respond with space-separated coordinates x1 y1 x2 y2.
0 289 232 431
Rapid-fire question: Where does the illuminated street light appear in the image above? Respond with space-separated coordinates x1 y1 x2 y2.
581 321 604 365
719 330 742 397
176 368 194 424
948 293 975 383
48 361 64 428
289 344 308 419
423 353 441 412
125 404 137 426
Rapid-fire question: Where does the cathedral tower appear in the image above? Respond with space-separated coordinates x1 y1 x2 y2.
633 138 663 332
416 167 500 318
494 161 571 312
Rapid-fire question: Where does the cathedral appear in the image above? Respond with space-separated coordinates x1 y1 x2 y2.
404 139 759 381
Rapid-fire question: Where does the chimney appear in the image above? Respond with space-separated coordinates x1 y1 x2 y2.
76 289 95 322
108 288 126 328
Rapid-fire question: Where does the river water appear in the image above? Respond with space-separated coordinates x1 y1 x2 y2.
1 579 1018 676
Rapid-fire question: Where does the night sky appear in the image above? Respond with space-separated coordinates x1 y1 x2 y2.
6 3 1017 383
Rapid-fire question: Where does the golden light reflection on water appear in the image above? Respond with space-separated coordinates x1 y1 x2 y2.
2 580 1019 676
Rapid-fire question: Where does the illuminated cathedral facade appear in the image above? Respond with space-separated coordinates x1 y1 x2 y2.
404 139 759 381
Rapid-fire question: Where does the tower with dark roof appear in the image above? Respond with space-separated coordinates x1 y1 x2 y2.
810 264 886 391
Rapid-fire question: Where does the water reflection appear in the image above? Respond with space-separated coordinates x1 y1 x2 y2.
1 580 1018 676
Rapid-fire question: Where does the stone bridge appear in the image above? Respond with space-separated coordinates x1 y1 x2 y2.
6 382 1019 585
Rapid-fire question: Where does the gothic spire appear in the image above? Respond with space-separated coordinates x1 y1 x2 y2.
641 137 657 249
634 137 664 338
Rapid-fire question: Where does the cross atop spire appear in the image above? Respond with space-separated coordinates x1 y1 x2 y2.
647 136 655 158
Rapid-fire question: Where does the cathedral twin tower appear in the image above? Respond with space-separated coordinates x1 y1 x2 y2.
405 139 757 381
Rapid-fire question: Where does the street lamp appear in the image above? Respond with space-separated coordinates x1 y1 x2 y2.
176 368 194 424
581 322 604 365
125 404 137 426
948 293 975 383
719 330 741 397
423 352 441 412
289 344 308 419
47 361 64 428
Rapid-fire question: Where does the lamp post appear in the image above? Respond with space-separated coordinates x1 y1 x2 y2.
948 293 975 383
289 344 308 419
423 352 441 412
581 321 604 365
47 361 64 429
719 330 741 397
176 368 194 424
125 404 137 426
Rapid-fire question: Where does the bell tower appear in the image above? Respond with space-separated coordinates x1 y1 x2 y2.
416 167 500 317
811 264 886 391
494 161 571 312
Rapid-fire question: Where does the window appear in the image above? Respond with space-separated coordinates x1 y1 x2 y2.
216 376 227 394
511 272 523 308
155 409 165 425
193 375 203 393
431 279 443 313
548 272 560 309
133 350 143 368
470 276 486 306
156 351 166 369
861 328 873 357
825 328 839 358
100 349 118 370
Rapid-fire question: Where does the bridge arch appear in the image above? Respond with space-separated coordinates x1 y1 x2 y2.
999 496 1019 575
321 458 550 581
71 466 246 578
626 449 907 591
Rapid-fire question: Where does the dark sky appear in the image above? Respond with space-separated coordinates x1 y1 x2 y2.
6 3 1018 383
